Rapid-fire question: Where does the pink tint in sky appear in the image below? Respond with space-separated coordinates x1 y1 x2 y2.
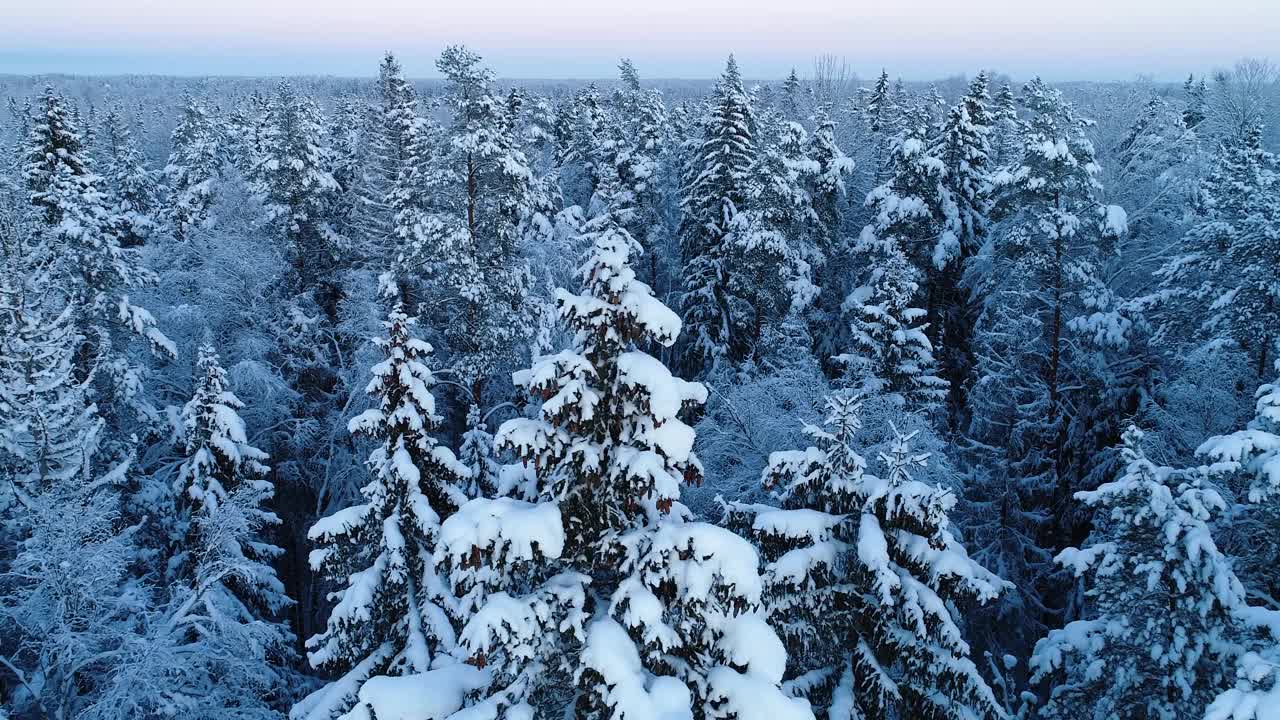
1 0 1277 79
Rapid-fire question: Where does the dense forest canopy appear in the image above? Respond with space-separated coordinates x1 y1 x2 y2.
2 49 1280 720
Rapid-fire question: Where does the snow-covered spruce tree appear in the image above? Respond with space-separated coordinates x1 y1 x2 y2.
987 82 1021 169
431 45 540 399
174 343 292 613
1029 427 1245 719
607 59 670 288
860 69 901 189
725 393 1008 720
1157 122 1278 376
679 55 759 375
228 89 273 182
95 103 158 247
962 77 1126 664
1183 75 1209 131
577 523 815 720
115 342 296 718
251 81 344 300
727 113 821 347
295 305 471 719
165 93 223 242
864 113 953 274
494 196 809 720
804 105 854 263
1198 374 1280 619
838 241 948 413
1112 94 1198 236
781 68 804 122
496 194 706 566
1198 374 1280 720
21 85 174 430
349 52 422 261
925 73 995 416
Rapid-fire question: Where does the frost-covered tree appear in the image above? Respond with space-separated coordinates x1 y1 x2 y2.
1030 427 1244 719
349 52 422 261
174 343 291 610
430 45 540 398
838 243 948 412
1157 122 1278 375
726 394 1008 720
95 104 158 247
988 82 1021 169
0 252 144 718
865 118 953 274
679 55 759 374
165 94 223 241
296 305 471 719
577 523 815 720
728 115 820 341
21 85 173 432
252 81 343 295
963 77 1127 664
497 198 706 563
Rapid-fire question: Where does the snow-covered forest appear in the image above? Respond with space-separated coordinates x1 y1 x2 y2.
2 48 1280 720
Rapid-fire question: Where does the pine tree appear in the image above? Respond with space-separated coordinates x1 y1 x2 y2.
863 70 899 184
252 81 343 298
497 198 705 563
804 105 854 258
1030 427 1244 719
1198 374 1280 613
432 45 540 399
165 94 222 241
501 198 806 720
864 117 952 273
963 77 1126 665
726 394 1008 720
351 52 423 261
1158 122 1278 375
298 305 471 718
165 343 295 716
988 82 1021 169
927 73 995 419
1183 74 1208 130
728 114 821 345
679 55 758 374
1113 95 1197 237
607 59 669 288
20 86 174 426
781 68 803 121
838 243 948 412
0 241 143 718
95 104 157 248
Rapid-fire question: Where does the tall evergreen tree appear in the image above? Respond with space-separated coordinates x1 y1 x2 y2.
1030 428 1244 719
1157 122 1278 375
252 81 344 302
165 94 223 242
963 77 1126 665
838 243 948 412
297 306 470 719
95 104 158 248
727 394 1008 720
432 45 540 399
21 85 173 431
679 55 758 374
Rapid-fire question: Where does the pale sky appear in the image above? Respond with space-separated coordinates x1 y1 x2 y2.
1 0 1277 81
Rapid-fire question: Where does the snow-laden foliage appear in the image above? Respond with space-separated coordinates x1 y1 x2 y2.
298 305 471 719
1029 427 1245 719
3 50 1280 720
726 394 1008 720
